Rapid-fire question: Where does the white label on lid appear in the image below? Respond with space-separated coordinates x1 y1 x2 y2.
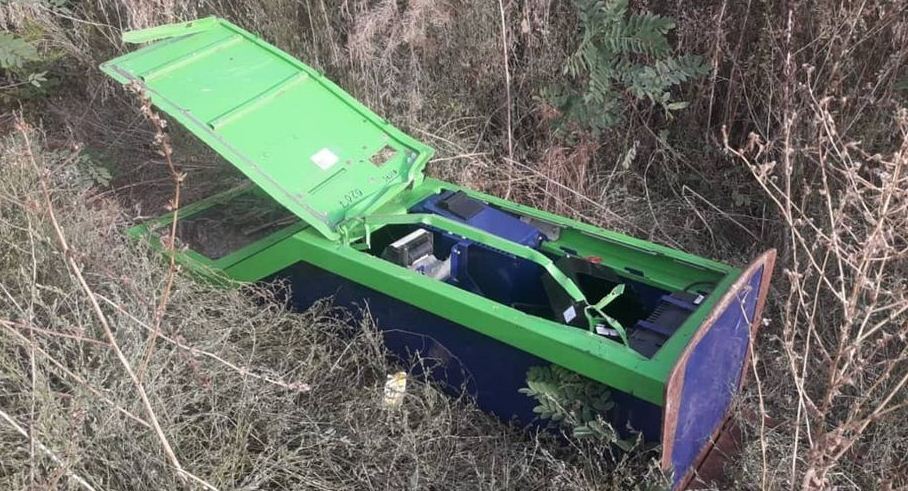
694 294 705 305
563 305 577 323
311 148 339 170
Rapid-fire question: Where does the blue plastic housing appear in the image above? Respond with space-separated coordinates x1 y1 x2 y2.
412 190 545 247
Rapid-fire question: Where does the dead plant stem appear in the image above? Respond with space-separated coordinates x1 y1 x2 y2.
0 408 97 491
14 118 215 490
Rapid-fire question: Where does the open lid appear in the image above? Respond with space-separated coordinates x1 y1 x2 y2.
101 17 434 241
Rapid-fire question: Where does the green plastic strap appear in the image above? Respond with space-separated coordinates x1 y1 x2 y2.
353 213 587 304
584 283 630 346
593 283 624 311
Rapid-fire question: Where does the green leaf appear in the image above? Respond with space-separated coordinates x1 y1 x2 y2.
572 425 592 437
616 436 637 452
0 32 40 70
545 0 705 133
521 364 627 444
28 71 47 87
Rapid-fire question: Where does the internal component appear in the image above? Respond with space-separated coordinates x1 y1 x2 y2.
171 188 298 260
520 216 561 241
412 190 546 247
543 256 646 329
381 189 702 358
436 190 485 220
629 291 704 357
381 228 451 280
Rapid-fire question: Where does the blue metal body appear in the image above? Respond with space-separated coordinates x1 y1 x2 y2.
272 260 664 438
412 191 545 247
668 267 762 486
411 192 555 319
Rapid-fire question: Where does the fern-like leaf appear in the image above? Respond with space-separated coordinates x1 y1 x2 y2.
546 0 706 132
0 32 40 70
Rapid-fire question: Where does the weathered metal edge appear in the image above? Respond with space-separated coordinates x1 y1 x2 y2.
661 249 777 489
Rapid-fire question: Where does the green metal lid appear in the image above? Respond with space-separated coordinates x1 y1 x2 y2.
101 17 434 241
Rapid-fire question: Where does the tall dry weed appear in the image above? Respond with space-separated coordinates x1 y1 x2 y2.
1 126 665 489
2 1 907 488
716 4 908 487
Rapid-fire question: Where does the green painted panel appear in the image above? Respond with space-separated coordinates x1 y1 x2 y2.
107 17 755 408
101 17 434 241
125 178 743 405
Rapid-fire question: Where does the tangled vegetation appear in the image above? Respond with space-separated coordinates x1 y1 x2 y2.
1 0 907 489
546 0 708 134
0 125 669 489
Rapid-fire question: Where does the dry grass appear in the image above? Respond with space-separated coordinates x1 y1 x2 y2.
0 125 668 489
1 0 907 489
726 100 908 490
